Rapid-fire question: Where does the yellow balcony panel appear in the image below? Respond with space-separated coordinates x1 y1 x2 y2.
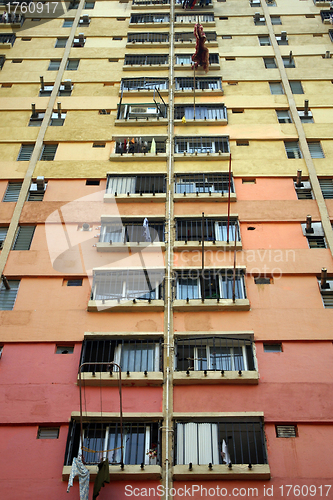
173 299 250 312
110 153 167 161
88 299 165 312
174 192 236 202
174 63 220 71
174 118 227 126
96 242 166 252
77 371 164 387
174 241 242 251
115 118 168 127
175 21 215 27
62 465 162 482
126 41 169 48
104 193 166 203
175 88 224 97
172 464 270 481
174 152 229 161
173 370 259 385
123 64 169 71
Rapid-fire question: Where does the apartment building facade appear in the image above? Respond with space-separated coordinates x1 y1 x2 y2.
0 0 333 498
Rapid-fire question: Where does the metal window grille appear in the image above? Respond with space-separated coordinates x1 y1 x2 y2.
115 138 166 154
0 280 20 310
319 179 333 199
296 188 312 200
258 36 270 46
282 56 295 68
175 269 246 300
48 60 61 71
175 336 255 372
175 14 214 23
91 269 165 301
175 173 234 194
269 82 284 94
0 34 15 45
175 31 216 42
174 136 229 154
17 144 34 161
176 218 239 242
130 14 170 23
175 77 222 90
271 16 282 24
175 53 219 65
307 236 326 248
12 226 35 250
0 227 8 248
80 338 163 373
106 175 166 194
264 57 277 68
290 81 303 94
3 182 22 202
117 103 167 120
128 32 169 43
100 220 165 243
175 0 212 3
0 14 24 25
284 141 302 159
321 10 332 22
174 104 227 120
124 54 168 65
175 419 267 465
308 142 325 158
64 419 161 466
276 425 297 438
276 110 292 123
133 0 170 5
40 144 58 161
66 59 79 70
121 77 168 91
37 427 60 439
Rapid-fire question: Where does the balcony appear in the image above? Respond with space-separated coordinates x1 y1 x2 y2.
175 13 214 25
96 217 165 252
130 13 170 24
175 53 219 70
0 14 24 26
78 337 163 386
124 54 169 70
175 0 212 7
0 33 15 47
88 269 165 311
111 136 167 160
320 10 333 23
173 269 250 311
174 217 241 250
174 335 258 385
116 102 168 125
174 104 227 123
175 30 217 46
175 76 223 95
121 77 168 94
174 136 229 160
173 418 270 480
105 174 166 203
174 172 235 202
127 32 169 45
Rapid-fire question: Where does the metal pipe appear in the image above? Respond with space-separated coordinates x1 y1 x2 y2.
304 100 309 116
226 153 232 243
232 236 237 302
201 212 205 301
296 169 302 187
321 267 328 288
305 215 312 233
193 65 196 120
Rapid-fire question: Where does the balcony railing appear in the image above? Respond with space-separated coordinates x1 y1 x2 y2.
91 269 165 301
133 0 169 5
174 269 246 300
174 136 229 154
175 13 214 22
65 419 161 466
130 13 170 23
175 336 255 372
175 173 234 194
175 53 219 65
80 338 163 373
100 219 165 243
175 31 216 43
0 33 15 45
175 218 239 242
128 32 169 43
320 10 333 22
175 419 267 465
106 174 166 195
121 77 169 91
175 0 212 5
124 54 169 66
117 103 167 120
115 137 166 154
174 104 227 120
0 14 24 26
175 76 222 91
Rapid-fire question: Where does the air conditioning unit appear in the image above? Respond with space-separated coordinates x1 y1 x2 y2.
128 106 158 117
64 79 72 90
36 176 45 191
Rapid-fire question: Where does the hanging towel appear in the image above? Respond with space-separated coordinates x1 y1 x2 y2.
150 138 156 154
192 23 210 73
93 459 110 500
143 218 151 242
221 439 231 465
67 456 90 500
182 116 187 124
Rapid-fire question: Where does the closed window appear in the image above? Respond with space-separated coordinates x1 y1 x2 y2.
66 59 79 70
176 218 239 242
50 112 66 126
63 19 74 27
276 34 288 45
258 36 271 46
12 226 35 250
3 182 22 202
276 425 297 438
284 141 302 159
276 110 292 123
290 81 303 94
319 179 333 199
29 112 45 127
17 144 34 161
282 56 295 68
263 343 282 352
319 279 333 308
271 16 282 24
37 427 60 439
0 227 8 248
55 38 68 48
264 57 277 68
106 174 166 195
48 60 61 71
84 1 95 8
0 280 20 310
40 144 58 161
269 82 284 94
175 270 246 300
308 141 324 158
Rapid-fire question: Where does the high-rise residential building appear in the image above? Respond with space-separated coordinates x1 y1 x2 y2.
0 0 333 498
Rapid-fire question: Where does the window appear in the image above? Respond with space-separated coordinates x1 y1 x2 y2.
59 81 73 96
0 346 3 359
106 174 166 195
12 226 35 250
254 14 265 25
84 1 95 7
66 59 79 70
222 35 232 39
66 279 83 286
276 425 297 438
259 36 271 46
56 345 74 354
264 57 277 68
0 280 20 310
92 142 106 148
124 54 168 66
263 343 282 352
276 110 292 123
294 180 312 200
298 110 314 123
37 427 60 439
175 77 222 91
73 36 85 47
80 338 162 373
290 81 303 94
175 336 255 372
129 33 168 43
63 19 74 27
176 418 267 465
282 56 295 68
55 38 68 48
175 270 246 301
0 33 16 45
174 136 229 154
319 279 333 308
50 112 66 126
65 419 161 466
308 141 325 158
255 277 272 284
330 30 333 43
115 137 166 154
100 219 164 244
131 13 170 23
29 112 44 127
86 180 100 186
236 140 249 146
175 173 234 195
174 104 227 121
12 59 22 63
175 13 214 23
276 34 288 45
0 227 8 248
176 218 239 243
40 144 58 161
266 0 276 5
307 236 326 248
0 55 5 70
39 85 53 97
269 82 284 94
284 141 302 159
121 77 168 91
250 0 261 5
319 179 333 199
3 182 22 202
17 144 34 161
28 180 47 201
69 1 79 8
271 16 282 25
48 60 61 71
99 110 110 115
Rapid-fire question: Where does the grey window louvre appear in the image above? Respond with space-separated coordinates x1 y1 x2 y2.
307 236 326 248
67 279 83 286
40 144 58 161
12 226 35 250
0 280 20 310
271 16 282 25
290 81 303 94
276 110 292 123
276 425 297 438
66 59 79 70
259 36 271 46
37 427 60 439
55 38 68 48
3 182 23 202
284 141 302 159
264 57 277 68
269 82 284 95
282 56 295 68
322 292 333 308
0 227 8 248
48 60 61 71
308 142 325 158
17 144 34 161
63 19 74 27
295 181 313 200
319 179 333 199
263 343 282 352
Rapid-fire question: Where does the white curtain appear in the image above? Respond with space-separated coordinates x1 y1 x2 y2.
177 423 219 465
107 177 135 194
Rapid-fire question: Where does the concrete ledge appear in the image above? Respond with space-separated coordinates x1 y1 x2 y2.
77 372 164 386
88 299 165 312
175 21 215 27
175 41 218 48
174 193 236 202
174 152 229 161
115 118 168 126
174 241 242 251
104 193 166 203
123 64 169 71
173 370 259 385
172 464 270 480
96 242 166 252
110 153 167 161
0 43 12 49
174 118 227 126
131 4 170 9
121 90 169 97
173 299 250 311
175 64 220 71
62 465 162 481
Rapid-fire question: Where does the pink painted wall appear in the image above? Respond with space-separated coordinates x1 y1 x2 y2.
234 177 297 201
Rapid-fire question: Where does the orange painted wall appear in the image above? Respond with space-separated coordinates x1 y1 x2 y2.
234 177 297 201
